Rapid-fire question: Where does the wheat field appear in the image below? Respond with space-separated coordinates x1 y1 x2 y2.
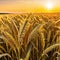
0 13 60 60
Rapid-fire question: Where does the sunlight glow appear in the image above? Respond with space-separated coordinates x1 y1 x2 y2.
46 2 53 10
0 0 60 13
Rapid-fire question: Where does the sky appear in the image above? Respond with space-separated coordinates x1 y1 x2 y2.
0 0 60 13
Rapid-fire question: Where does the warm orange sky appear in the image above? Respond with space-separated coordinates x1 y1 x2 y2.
0 0 60 13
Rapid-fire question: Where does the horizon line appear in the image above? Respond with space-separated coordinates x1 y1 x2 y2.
0 12 60 14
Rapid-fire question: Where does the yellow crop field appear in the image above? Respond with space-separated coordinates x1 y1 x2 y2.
0 13 60 60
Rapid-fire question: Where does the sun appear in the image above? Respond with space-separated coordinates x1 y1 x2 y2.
46 2 53 10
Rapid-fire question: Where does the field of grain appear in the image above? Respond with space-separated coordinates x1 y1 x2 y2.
0 13 60 60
